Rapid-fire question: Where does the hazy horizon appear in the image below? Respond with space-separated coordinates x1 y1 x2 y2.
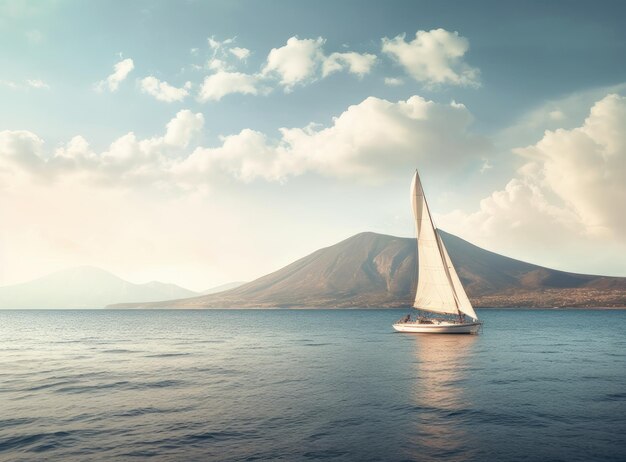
2 0 625 291
0 226 623 293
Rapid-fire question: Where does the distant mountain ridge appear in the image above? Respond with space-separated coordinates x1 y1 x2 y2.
0 266 198 309
110 231 626 309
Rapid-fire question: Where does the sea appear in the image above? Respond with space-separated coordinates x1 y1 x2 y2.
1 309 625 462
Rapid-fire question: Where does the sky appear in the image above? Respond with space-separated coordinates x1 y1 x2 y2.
1 0 625 291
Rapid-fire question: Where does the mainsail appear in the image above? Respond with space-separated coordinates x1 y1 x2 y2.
411 170 478 320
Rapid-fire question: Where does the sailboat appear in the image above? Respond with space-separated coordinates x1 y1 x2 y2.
393 170 482 334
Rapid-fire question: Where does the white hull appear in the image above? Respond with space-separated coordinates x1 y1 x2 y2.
393 321 481 334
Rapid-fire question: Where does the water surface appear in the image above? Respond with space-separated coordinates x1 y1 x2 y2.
1 309 625 461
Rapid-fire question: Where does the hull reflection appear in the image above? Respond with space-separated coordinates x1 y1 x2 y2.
406 335 479 461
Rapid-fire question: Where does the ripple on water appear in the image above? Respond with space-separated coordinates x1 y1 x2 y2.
0 417 37 429
302 449 349 459
54 379 183 394
26 380 76 391
0 431 72 453
109 405 195 418
144 352 192 358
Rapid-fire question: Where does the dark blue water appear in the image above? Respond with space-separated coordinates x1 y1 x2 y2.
1 309 625 461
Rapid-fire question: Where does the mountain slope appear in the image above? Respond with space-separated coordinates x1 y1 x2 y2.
0 266 198 309
110 232 626 309
200 281 247 295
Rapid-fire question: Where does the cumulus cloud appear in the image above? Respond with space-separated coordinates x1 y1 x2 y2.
261 37 378 90
197 71 261 102
0 110 204 186
262 37 326 90
95 58 134 92
515 93 626 238
1 96 488 189
495 82 626 150
163 110 205 148
192 37 265 102
440 92 626 262
180 95 489 184
192 35 379 101
274 95 488 180
52 135 97 169
322 52 377 77
440 178 581 251
0 129 45 173
229 47 251 60
382 28 479 87
207 58 234 72
140 76 191 102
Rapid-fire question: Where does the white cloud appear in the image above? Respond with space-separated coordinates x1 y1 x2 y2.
549 109 565 121
382 28 479 87
207 58 233 72
261 36 380 90
0 80 19 89
95 58 135 92
26 79 49 89
439 92 626 271
322 52 377 77
1 79 50 90
384 77 404 86
515 93 626 238
140 76 191 102
0 129 45 174
189 35 380 99
202 37 244 73
479 158 493 173
1 96 487 189
230 47 251 60
52 135 97 169
208 36 235 52
262 36 326 90
197 71 261 102
278 95 487 180
495 82 626 151
0 110 204 187
175 129 284 184
164 110 205 148
180 95 488 183
440 178 580 249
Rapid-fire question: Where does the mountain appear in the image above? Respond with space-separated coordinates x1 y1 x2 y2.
109 232 626 309
0 266 198 309
199 281 247 295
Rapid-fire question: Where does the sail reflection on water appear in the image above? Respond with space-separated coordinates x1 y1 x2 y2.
407 335 479 461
